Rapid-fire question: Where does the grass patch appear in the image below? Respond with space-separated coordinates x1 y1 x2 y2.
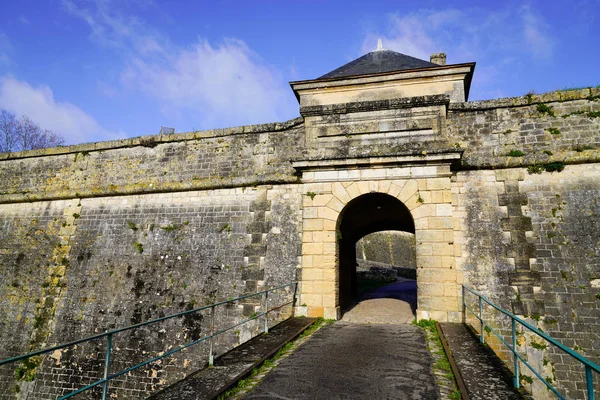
15 356 41 382
529 162 565 174
527 165 543 174
544 162 565 173
305 191 316 200
160 224 179 232
219 223 232 233
547 127 561 135
128 221 138 231
133 242 144 253
520 374 533 385
531 339 548 350
415 319 461 399
536 104 555 117
507 150 525 157
588 111 600 118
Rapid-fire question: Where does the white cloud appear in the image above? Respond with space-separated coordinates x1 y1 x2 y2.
520 5 554 59
18 16 31 26
63 0 296 128
122 38 293 128
0 76 123 144
362 7 556 99
0 33 12 67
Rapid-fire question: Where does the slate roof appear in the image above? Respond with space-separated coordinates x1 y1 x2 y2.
319 49 438 80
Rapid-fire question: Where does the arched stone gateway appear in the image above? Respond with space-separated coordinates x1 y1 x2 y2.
337 192 414 310
295 163 462 322
1 45 599 399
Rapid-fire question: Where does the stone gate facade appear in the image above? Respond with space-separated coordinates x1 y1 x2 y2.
0 48 599 399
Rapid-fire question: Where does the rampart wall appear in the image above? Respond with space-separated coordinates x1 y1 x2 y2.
0 87 599 398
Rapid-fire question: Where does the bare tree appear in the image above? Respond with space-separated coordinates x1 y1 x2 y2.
0 109 65 153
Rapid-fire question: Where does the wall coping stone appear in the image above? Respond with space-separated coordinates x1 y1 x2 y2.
449 86 600 111
0 117 304 161
292 152 461 171
300 95 450 117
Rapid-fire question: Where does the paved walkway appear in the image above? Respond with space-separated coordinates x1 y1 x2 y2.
343 280 416 324
243 322 438 399
241 279 435 399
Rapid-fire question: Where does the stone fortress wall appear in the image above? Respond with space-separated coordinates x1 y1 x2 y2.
0 83 599 398
356 231 416 269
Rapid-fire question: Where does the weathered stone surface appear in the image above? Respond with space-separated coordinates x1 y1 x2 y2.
0 78 599 399
244 322 439 400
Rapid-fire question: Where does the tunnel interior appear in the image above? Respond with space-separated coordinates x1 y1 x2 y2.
337 192 415 311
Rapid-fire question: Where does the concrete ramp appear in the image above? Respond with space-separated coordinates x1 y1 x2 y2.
243 322 439 399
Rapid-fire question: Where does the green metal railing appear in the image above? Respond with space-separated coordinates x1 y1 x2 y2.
463 285 600 400
0 282 298 399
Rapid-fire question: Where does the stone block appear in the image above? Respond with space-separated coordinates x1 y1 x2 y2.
312 194 333 207
322 268 337 281
326 196 345 212
428 217 454 229
301 269 323 281
346 183 361 199
308 307 324 318
399 180 418 202
322 242 336 255
323 306 341 320
357 181 370 195
303 219 323 231
313 255 336 268
317 206 338 221
313 231 335 243
301 294 323 307
332 182 351 203
303 207 318 219
302 242 323 255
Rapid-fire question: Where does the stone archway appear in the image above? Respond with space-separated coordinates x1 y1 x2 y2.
336 192 415 311
298 172 461 322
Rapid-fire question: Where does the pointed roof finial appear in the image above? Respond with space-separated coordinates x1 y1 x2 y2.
375 38 384 51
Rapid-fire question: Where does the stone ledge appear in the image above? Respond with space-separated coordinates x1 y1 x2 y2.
0 117 304 161
292 152 461 172
449 86 600 111
300 95 450 117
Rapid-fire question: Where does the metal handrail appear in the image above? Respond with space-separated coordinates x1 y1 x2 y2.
1 281 298 399
463 285 599 400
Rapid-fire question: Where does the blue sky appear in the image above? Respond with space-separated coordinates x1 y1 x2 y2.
0 0 598 145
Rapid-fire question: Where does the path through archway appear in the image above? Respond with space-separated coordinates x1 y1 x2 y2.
336 193 416 321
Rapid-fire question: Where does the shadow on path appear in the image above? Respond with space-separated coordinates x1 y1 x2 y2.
342 279 417 324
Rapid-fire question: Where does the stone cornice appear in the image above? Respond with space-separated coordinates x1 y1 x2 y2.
291 152 462 172
300 95 450 117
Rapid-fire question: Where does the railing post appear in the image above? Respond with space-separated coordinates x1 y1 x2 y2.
292 282 298 309
264 290 269 334
101 333 113 400
586 365 595 400
479 295 484 344
461 285 466 323
512 318 520 389
208 305 215 367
